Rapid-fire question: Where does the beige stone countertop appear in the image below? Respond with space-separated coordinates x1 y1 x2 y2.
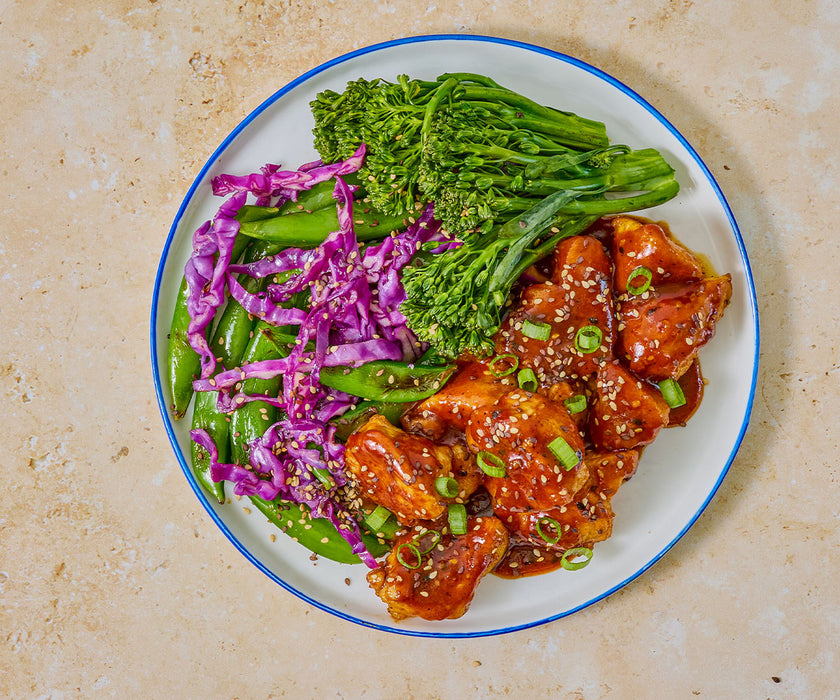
3 1 838 697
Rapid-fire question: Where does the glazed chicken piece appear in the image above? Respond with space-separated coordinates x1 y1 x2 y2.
610 216 706 291
494 235 615 386
495 450 639 553
447 441 484 501
588 360 670 451
545 379 590 431
497 494 613 554
617 275 732 382
466 391 589 513
401 360 512 442
367 516 510 621
344 414 455 524
587 449 640 498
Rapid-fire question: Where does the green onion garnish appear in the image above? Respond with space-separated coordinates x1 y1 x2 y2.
626 265 653 295
522 319 551 341
413 529 442 555
448 504 467 536
574 325 603 354
435 476 460 498
547 435 580 471
517 368 538 392
312 468 334 488
488 353 519 378
396 542 423 569
477 451 507 478
536 516 562 545
364 505 392 533
659 378 687 408
563 394 587 415
560 546 593 571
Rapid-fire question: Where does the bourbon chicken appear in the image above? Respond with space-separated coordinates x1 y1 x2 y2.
367 517 509 621
344 415 457 524
345 215 731 622
495 234 616 386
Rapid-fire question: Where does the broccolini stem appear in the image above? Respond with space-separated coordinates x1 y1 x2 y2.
437 72 505 89
508 215 600 282
554 177 680 216
421 77 459 146
464 148 675 194
460 90 609 149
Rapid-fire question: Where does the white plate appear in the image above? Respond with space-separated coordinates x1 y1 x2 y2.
150 35 759 637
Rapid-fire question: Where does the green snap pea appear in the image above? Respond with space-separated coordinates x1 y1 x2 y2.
236 174 365 224
319 360 457 403
259 325 309 356
249 495 390 563
235 206 280 223
166 234 250 419
189 389 228 504
238 206 409 246
275 179 348 214
229 321 286 466
167 276 201 419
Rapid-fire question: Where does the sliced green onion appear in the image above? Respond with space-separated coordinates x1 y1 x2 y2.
547 435 580 471
413 529 442 555
536 516 562 545
435 476 460 498
488 353 519 378
396 542 423 569
522 319 551 341
560 546 593 571
563 394 587 415
517 368 538 392
312 468 334 488
626 265 653 295
659 378 687 408
574 325 603 354
477 451 507 478
448 503 467 536
364 505 392 533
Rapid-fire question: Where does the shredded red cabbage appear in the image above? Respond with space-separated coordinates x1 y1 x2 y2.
185 149 450 568
211 144 366 204
184 191 247 379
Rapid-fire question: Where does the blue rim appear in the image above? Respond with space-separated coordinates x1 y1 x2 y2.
150 33 759 638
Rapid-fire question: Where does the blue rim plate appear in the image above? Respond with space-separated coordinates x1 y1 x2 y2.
150 34 759 637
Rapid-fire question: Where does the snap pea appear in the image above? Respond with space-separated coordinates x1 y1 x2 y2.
235 205 279 223
189 389 228 503
166 234 250 419
236 174 364 224
249 495 390 563
276 180 343 215
320 360 457 402
229 321 286 466
167 276 200 419
238 206 409 246
259 325 308 356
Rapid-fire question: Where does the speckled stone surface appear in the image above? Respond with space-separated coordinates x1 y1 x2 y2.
2 1 839 697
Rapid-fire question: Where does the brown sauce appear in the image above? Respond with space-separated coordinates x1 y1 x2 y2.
493 539 570 578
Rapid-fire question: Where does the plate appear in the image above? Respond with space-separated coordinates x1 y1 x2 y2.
150 35 759 637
